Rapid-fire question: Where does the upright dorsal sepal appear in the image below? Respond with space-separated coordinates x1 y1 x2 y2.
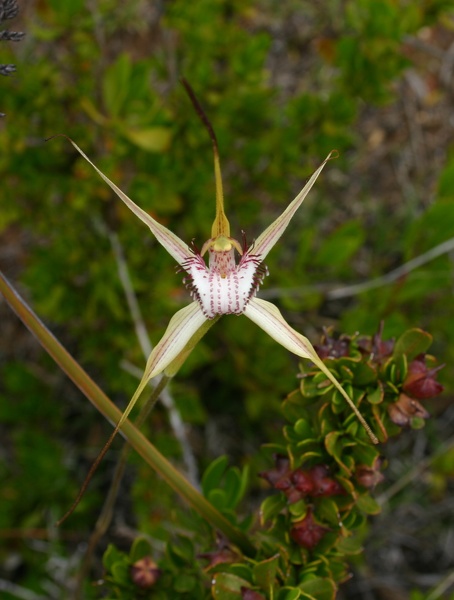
180 78 230 239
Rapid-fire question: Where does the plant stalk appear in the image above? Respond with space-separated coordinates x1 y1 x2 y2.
0 271 255 556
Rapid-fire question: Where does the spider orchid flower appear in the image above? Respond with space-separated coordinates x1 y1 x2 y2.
60 117 376 444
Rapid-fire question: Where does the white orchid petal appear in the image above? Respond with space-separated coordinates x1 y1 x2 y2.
253 152 336 261
244 298 378 443
66 138 191 265
115 302 207 432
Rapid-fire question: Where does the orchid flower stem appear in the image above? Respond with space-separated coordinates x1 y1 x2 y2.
0 272 256 556
74 376 171 599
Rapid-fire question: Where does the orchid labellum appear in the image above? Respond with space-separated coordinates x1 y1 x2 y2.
61 81 377 444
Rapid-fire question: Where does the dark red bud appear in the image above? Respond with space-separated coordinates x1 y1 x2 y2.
403 373 444 399
388 394 430 427
259 454 290 486
310 465 344 497
290 509 330 550
314 328 350 359
291 469 314 495
359 322 394 363
199 547 237 568
355 457 385 488
130 557 161 589
403 355 444 399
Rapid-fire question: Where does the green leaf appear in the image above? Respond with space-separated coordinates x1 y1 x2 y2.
122 126 172 152
356 493 381 515
336 534 363 555
130 537 153 562
324 432 352 474
103 544 128 571
253 554 280 590
211 572 253 599
202 455 229 497
174 573 198 593
410 416 427 430
208 488 228 511
316 497 340 526
111 560 131 585
301 377 325 398
278 588 302 600
352 362 377 386
352 442 380 467
102 53 132 117
167 536 194 566
289 500 308 518
228 564 254 583
366 383 384 404
225 465 249 509
294 418 313 438
260 494 287 525
393 329 432 361
299 577 337 600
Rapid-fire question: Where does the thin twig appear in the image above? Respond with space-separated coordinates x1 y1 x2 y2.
109 231 152 357
260 236 454 301
425 570 454 600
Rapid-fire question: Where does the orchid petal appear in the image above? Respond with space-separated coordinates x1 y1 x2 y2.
253 152 336 261
63 137 191 265
244 298 378 443
115 301 208 432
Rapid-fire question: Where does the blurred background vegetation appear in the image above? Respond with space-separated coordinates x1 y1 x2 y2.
1 0 454 598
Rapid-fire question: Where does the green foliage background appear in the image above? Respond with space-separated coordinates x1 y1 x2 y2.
1 0 453 598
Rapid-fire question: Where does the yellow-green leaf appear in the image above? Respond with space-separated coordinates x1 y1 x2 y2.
123 126 172 152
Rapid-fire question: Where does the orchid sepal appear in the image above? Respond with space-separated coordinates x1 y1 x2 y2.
252 150 338 262
244 297 378 443
58 136 192 266
114 302 208 432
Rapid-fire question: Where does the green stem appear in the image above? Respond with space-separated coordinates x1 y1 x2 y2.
0 271 255 556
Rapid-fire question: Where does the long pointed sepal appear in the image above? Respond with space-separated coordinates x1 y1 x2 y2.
244 298 378 443
253 151 338 262
48 135 191 265
115 301 208 432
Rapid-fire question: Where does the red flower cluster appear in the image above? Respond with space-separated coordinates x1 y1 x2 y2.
358 321 395 365
314 327 351 359
388 354 444 427
260 457 344 504
290 508 331 550
403 354 444 399
130 556 161 589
